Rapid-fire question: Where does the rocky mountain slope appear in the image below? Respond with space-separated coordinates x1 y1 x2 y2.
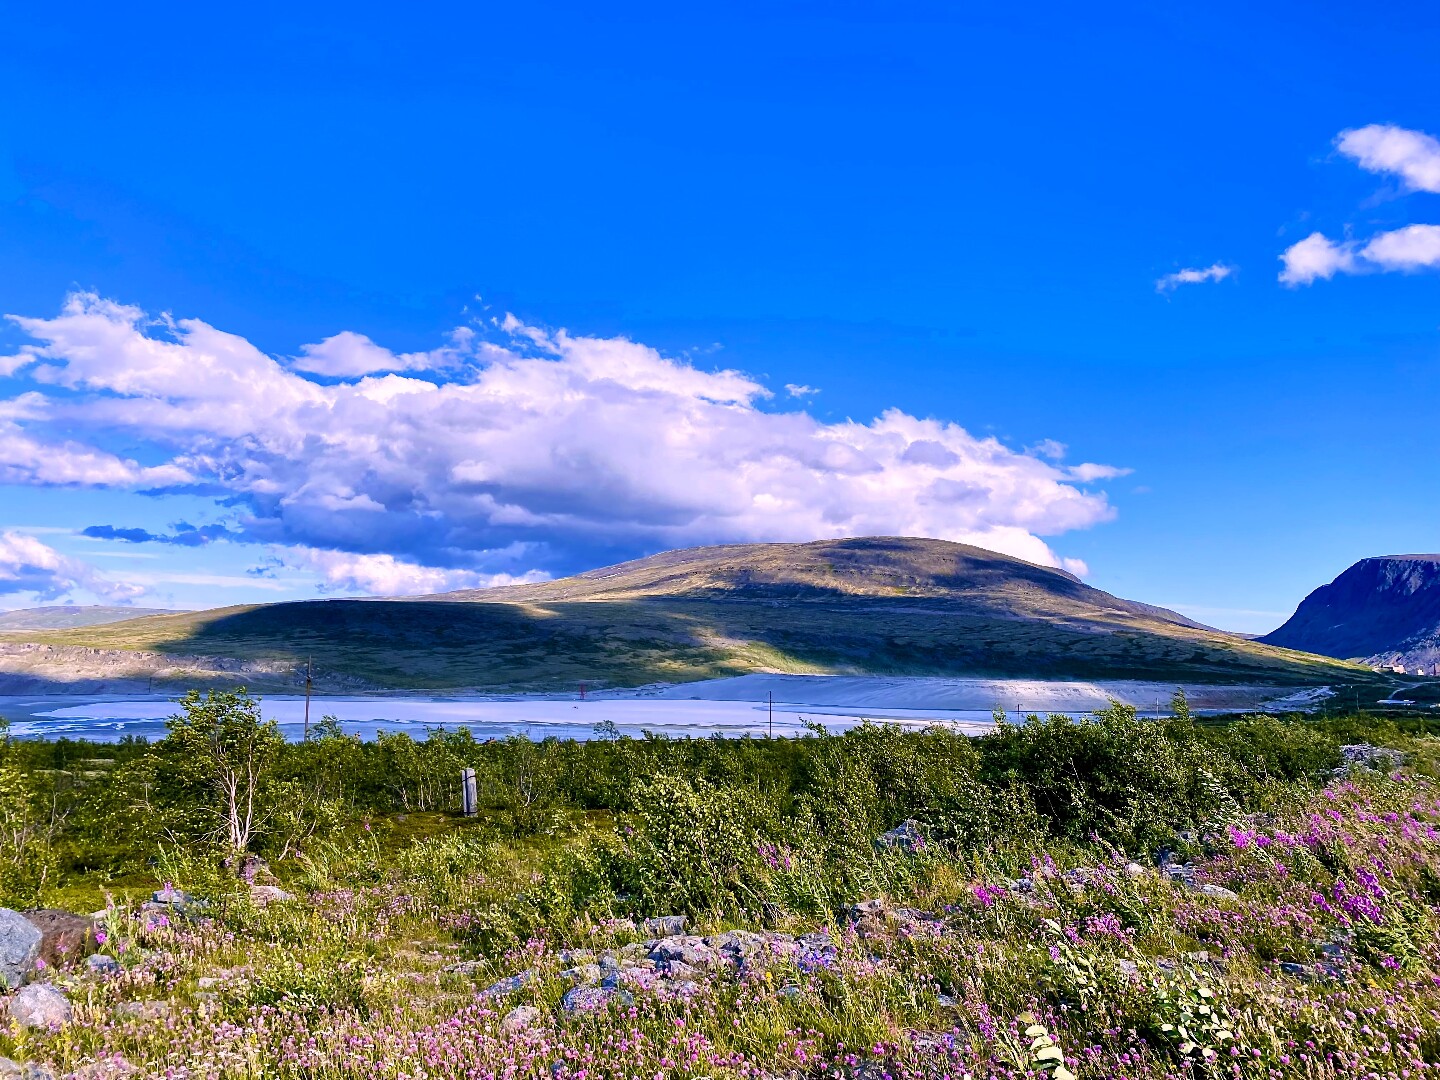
5 537 1371 693
1261 555 1440 672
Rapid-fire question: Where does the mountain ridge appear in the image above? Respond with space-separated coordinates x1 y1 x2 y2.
1260 555 1440 672
2 537 1369 692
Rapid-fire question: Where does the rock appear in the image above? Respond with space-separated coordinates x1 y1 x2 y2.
22 910 98 967
113 1000 171 1021
479 972 533 998
1196 883 1239 901
852 898 888 917
1338 744 1406 773
642 915 687 936
67 1057 136 1079
86 954 121 976
560 963 602 986
558 948 596 966
1279 961 1308 978
1123 862 1147 878
0 1058 56 1080
876 820 926 854
935 993 958 1007
150 885 190 907
649 936 720 968
444 959 487 975
248 885 293 906
6 983 72 1029
562 985 634 1012
222 853 272 884
500 1005 543 1035
664 960 704 982
0 910 43 990
777 984 803 999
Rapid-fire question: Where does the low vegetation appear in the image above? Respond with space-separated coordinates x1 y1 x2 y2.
2 692 1438 1077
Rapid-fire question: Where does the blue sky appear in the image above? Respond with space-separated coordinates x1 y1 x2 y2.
1 1 1437 632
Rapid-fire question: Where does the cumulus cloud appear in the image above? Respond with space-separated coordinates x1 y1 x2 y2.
1282 124 1440 287
293 328 478 377
1155 263 1234 293
278 547 548 595
0 530 143 601
0 293 1126 583
1337 124 1440 194
1279 225 1440 285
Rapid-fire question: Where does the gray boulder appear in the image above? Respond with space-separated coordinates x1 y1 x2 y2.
561 985 634 1012
0 1058 57 1080
0 910 42 990
500 1005 542 1035
6 983 72 1029
642 915 687 936
85 954 121 976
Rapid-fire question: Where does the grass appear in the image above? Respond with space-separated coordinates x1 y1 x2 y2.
5 763 1439 1079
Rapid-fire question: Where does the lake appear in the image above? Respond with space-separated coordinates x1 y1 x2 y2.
0 693 1003 743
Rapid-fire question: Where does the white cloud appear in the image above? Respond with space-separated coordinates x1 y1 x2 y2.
0 530 144 602
1280 124 1440 287
1337 124 1440 194
1359 223 1440 270
293 327 478 377
1155 263 1234 293
1278 232 1359 285
1 293 1126 579
1279 225 1440 285
279 547 549 596
784 384 819 397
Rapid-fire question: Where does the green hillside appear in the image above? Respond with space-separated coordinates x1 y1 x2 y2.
10 538 1372 691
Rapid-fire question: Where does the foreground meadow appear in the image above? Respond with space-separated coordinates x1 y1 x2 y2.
2 695 1438 1078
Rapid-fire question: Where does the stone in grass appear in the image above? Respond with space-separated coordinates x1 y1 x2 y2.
480 972 534 999
86 954 122 976
500 1005 543 1036
0 909 43 990
0 1057 57 1080
642 915 687 936
875 820 926 854
6 984 72 1030
1195 883 1239 902
561 986 634 1012
248 885 294 907
114 1000 172 1021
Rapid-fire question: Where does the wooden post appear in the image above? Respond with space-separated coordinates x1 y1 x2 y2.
460 768 478 817
303 657 313 741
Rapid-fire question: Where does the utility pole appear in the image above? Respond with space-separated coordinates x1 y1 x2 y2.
768 691 774 739
304 657 313 741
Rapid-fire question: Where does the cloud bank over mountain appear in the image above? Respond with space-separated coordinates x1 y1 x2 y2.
0 293 1126 597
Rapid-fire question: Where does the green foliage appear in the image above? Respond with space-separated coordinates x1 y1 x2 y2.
976 703 1224 852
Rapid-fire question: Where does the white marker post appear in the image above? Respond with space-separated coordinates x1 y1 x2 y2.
460 768 478 817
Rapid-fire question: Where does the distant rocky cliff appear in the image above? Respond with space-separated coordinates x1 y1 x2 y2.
1261 555 1440 671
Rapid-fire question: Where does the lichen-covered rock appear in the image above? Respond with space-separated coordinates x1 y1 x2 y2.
6 983 72 1029
0 910 42 990
500 1005 542 1035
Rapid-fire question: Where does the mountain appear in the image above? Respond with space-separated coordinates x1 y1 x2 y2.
0 605 182 632
4 537 1370 693
1260 555 1440 673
